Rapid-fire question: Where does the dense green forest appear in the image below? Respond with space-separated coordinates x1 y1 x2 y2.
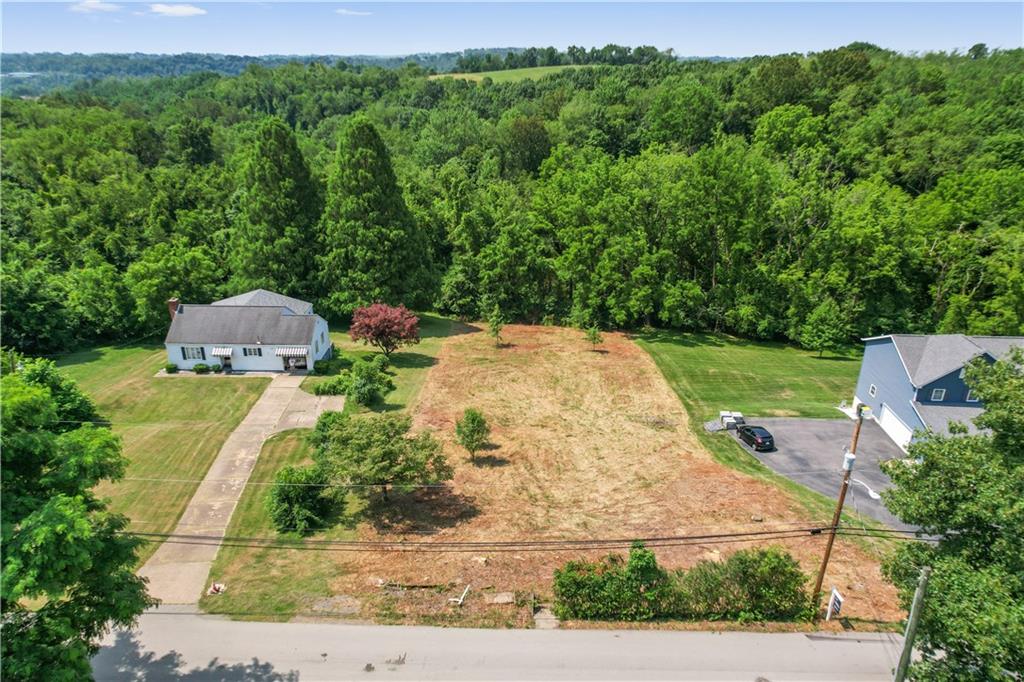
2 43 1022 354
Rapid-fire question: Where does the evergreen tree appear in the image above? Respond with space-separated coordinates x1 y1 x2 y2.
230 117 320 298
318 115 432 317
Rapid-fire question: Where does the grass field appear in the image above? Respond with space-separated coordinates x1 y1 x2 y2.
57 344 270 563
634 330 877 527
431 64 589 83
200 429 360 620
302 314 474 413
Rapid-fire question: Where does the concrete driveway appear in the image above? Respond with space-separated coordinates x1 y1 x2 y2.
139 375 344 604
731 417 912 530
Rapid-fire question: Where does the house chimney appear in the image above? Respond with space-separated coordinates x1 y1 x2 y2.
167 298 180 320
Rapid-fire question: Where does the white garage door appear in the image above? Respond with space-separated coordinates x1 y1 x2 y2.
879 403 913 450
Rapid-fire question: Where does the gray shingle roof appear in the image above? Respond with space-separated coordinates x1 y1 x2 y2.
885 334 1024 386
914 403 985 436
212 289 313 315
164 305 316 345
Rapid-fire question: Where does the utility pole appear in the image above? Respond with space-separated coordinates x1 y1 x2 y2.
893 566 931 682
813 403 867 615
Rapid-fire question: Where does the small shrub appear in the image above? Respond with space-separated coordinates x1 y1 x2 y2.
553 542 670 621
370 354 390 372
674 547 812 622
313 359 331 375
165 363 178 374
346 359 395 406
266 464 332 535
210 363 222 373
585 326 604 350
193 363 210 374
312 374 349 396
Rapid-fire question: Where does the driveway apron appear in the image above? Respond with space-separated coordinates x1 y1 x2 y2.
138 374 343 604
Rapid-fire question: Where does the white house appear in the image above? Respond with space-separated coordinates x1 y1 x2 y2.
164 289 331 372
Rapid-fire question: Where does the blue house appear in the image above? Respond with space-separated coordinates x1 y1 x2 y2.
852 334 1023 450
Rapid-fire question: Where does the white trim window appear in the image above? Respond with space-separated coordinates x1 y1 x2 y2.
931 388 947 402
182 346 204 360
966 390 979 403
868 384 877 398
243 347 263 357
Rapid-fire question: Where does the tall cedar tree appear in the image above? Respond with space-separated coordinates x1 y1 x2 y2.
349 303 421 357
1 359 154 680
318 115 432 317
230 117 320 298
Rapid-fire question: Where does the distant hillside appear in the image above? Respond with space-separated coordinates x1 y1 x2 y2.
0 49 525 95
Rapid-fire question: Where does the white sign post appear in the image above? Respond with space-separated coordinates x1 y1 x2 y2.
825 587 844 621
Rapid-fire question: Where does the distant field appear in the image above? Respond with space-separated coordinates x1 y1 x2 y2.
431 64 590 83
57 344 270 564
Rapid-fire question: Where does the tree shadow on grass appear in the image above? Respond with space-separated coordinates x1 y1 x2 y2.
389 352 438 370
471 454 509 468
811 355 858 362
420 316 481 340
363 488 479 534
92 630 298 681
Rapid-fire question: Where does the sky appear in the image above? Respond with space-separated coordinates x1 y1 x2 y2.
2 2 1022 57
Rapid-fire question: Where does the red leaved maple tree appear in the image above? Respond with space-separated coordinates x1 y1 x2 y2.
349 304 421 357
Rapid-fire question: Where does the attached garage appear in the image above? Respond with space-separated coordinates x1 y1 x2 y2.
878 403 913 451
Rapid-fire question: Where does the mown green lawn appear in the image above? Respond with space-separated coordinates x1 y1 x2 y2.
431 64 590 83
302 313 472 413
57 344 270 563
634 331 880 529
200 429 360 620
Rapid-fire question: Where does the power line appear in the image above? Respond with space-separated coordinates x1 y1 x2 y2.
121 525 833 553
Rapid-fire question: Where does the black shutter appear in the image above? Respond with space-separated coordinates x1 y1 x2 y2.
201 347 206 361
181 347 187 360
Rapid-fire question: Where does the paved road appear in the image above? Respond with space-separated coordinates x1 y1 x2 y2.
139 375 343 604
733 418 911 530
92 611 905 681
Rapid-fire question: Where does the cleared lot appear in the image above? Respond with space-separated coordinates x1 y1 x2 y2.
732 418 912 531
203 325 899 625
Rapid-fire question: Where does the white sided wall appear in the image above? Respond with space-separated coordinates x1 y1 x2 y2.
165 315 330 372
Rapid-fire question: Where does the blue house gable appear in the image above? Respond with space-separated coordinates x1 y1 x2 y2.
854 338 925 443
852 334 1022 449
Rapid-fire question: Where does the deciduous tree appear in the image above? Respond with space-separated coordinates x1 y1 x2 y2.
455 408 490 461
312 413 452 502
1 366 154 680
349 303 420 357
881 350 1024 679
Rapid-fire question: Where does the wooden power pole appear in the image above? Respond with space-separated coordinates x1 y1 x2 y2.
813 403 867 615
893 566 931 682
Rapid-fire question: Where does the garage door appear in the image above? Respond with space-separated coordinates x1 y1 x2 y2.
879 403 913 450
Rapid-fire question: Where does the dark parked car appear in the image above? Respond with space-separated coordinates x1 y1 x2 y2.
738 425 775 451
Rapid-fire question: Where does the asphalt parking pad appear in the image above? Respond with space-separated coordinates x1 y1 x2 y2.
730 417 913 530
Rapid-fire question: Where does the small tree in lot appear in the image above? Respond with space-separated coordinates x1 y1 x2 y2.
487 305 505 347
266 464 331 535
456 408 490 462
313 413 452 502
585 326 604 352
349 303 420 358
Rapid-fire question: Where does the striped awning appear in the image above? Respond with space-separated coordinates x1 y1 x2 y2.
211 347 233 356
274 347 308 357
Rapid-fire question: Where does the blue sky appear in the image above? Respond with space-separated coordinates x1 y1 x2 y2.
3 2 1022 57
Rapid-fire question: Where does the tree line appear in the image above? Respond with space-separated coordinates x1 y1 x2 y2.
2 43 1022 355
452 44 675 72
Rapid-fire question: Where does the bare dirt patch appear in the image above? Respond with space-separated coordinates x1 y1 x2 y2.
328 325 901 624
